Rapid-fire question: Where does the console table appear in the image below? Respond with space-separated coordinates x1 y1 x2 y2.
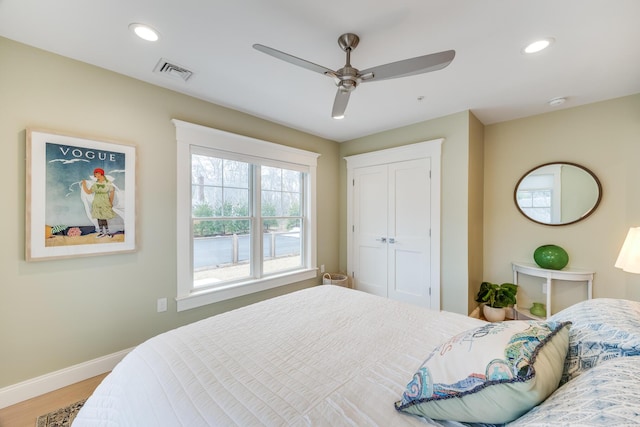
512 262 594 319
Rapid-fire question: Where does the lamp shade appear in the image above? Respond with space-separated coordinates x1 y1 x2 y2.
615 227 640 274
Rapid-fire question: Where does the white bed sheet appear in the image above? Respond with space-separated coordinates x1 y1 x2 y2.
74 285 487 426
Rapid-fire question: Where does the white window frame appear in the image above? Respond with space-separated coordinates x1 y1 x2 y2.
173 120 319 311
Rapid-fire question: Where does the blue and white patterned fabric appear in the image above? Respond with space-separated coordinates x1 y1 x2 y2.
395 321 570 424
508 356 640 426
548 298 640 384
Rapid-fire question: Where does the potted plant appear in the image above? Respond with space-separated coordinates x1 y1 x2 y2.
475 281 518 322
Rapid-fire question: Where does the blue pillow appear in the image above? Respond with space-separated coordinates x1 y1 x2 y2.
549 298 640 384
508 356 640 426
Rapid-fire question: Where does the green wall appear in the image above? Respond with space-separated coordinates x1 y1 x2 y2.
483 94 640 311
339 94 640 317
2 34 639 390
0 37 341 388
339 111 479 315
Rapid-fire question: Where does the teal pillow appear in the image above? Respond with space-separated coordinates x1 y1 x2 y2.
395 320 570 424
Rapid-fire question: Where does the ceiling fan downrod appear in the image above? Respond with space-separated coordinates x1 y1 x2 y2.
335 33 361 92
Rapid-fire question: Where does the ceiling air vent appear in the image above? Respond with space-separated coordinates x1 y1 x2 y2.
153 58 193 82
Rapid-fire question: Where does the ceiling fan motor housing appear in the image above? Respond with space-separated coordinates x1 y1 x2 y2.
337 66 360 91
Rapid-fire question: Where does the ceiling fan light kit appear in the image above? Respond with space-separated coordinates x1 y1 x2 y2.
254 33 455 119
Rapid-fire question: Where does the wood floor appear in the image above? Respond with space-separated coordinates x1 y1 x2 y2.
0 373 108 427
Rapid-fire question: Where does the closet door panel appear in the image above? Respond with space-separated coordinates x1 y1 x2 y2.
352 165 388 297
387 159 431 305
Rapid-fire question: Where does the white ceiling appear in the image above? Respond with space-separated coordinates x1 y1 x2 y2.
1 0 639 142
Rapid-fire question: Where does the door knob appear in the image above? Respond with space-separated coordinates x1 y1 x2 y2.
376 237 387 243
389 238 396 244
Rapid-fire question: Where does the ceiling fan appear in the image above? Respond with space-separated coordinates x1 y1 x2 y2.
253 33 455 119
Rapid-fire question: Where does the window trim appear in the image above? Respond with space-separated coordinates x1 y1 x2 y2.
173 119 320 311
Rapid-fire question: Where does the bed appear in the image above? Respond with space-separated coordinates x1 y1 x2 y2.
73 285 640 426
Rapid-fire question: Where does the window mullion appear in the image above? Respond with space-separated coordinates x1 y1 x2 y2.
299 173 306 264
252 164 262 279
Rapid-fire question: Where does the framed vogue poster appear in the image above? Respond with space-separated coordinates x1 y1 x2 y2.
26 129 136 261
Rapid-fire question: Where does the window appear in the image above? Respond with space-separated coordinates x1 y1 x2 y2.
174 120 319 311
516 188 553 223
515 164 562 224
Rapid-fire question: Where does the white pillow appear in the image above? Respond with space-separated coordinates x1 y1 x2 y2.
395 320 570 424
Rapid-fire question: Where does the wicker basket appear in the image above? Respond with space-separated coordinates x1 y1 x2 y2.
322 273 349 287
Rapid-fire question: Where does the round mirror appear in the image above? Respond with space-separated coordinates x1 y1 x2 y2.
514 162 602 226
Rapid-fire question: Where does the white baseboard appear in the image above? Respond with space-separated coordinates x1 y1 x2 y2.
0 347 133 409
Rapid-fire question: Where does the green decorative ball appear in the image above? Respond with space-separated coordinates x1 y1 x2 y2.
534 245 569 270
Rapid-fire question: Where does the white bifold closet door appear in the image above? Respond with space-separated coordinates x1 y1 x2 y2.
352 158 431 307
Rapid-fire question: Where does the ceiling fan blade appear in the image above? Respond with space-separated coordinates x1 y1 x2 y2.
360 50 455 82
332 89 351 119
253 44 335 76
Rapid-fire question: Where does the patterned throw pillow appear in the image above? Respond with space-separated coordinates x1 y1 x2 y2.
395 320 570 424
549 298 640 384
508 356 640 426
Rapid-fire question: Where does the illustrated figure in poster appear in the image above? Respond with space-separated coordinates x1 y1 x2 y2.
44 141 127 246
81 168 117 238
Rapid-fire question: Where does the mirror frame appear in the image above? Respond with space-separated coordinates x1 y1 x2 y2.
514 161 602 226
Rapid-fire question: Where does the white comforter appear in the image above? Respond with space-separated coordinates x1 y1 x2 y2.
74 285 486 426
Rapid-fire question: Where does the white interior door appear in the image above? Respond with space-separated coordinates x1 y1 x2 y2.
387 158 431 305
352 164 388 297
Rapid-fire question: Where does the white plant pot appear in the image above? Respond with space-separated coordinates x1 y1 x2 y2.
483 305 506 322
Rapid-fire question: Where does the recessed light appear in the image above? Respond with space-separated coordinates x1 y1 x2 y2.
523 38 554 54
129 23 159 42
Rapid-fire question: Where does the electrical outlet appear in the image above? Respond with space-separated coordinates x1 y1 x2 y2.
157 297 167 312
320 264 325 273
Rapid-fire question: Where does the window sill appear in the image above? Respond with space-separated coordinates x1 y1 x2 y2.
176 268 317 311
